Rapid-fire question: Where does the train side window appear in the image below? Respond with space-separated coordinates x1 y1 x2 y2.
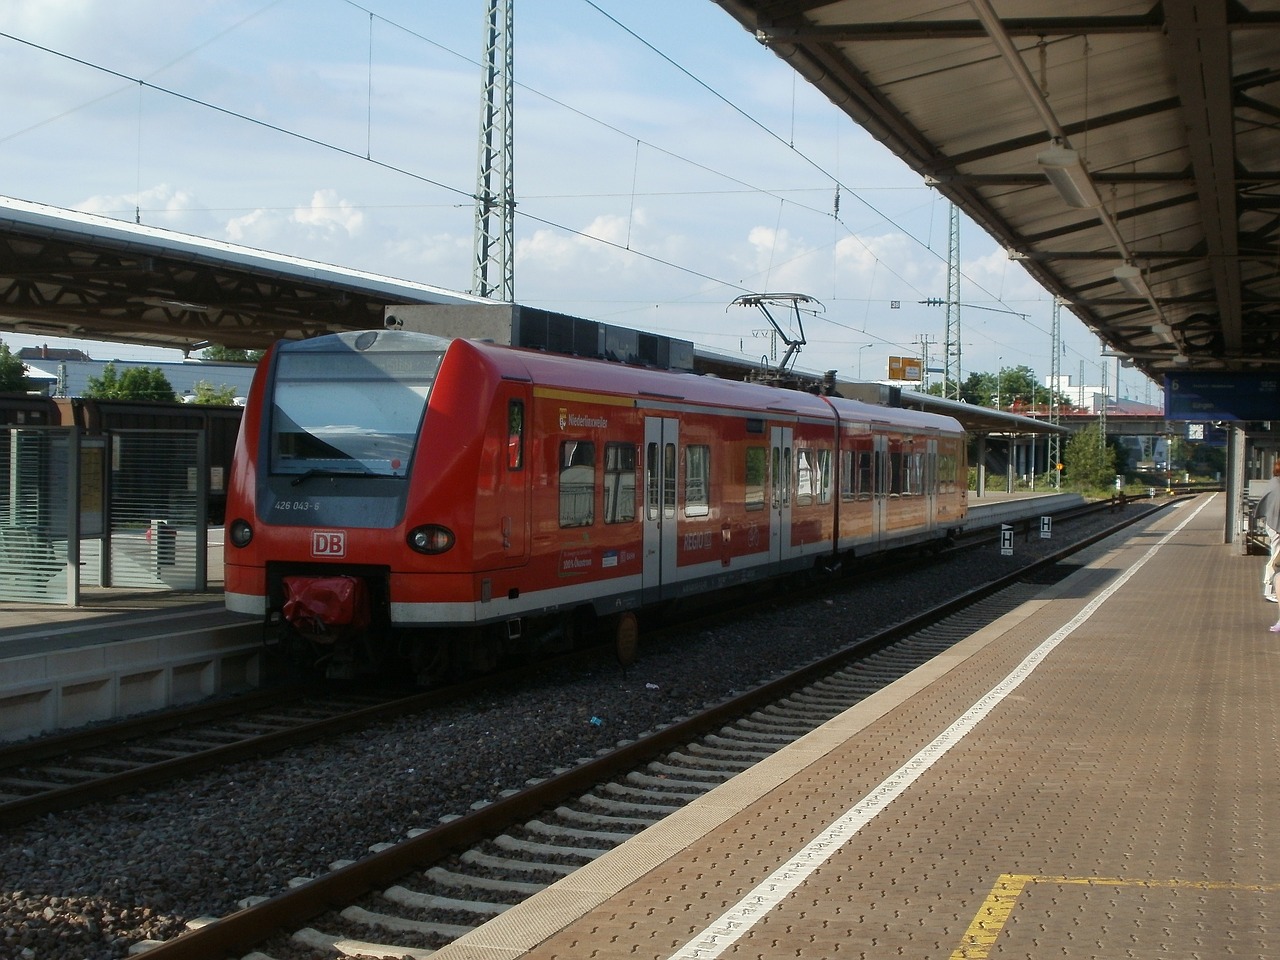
745 446 766 511
603 442 637 523
795 448 813 507
840 449 854 501
938 451 956 493
685 444 710 517
507 400 524 470
559 440 596 528
783 447 791 507
663 443 677 520
771 447 781 508
858 450 873 500
646 442 659 521
817 448 833 504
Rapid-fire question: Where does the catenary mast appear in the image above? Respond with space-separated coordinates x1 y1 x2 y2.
472 0 515 301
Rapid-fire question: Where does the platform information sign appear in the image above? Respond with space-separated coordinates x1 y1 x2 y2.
1165 373 1280 420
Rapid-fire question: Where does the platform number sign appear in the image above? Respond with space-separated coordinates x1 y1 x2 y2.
1040 516 1052 539
1000 523 1013 556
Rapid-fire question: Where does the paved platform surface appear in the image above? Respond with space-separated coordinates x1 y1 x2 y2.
0 590 246 660
434 492 1277 960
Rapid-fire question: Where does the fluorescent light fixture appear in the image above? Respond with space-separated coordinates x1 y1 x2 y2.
1114 263 1152 300
1151 320 1175 344
1037 144 1102 209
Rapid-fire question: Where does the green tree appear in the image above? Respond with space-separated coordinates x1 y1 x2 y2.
190 380 238 405
199 344 264 363
1063 422 1118 490
0 340 30 392
938 366 1077 412
85 363 177 402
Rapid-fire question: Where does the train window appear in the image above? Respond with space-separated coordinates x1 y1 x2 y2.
663 443 677 520
269 347 441 477
770 445 792 508
507 401 524 470
795 448 815 507
603 442 637 523
646 443 659 521
817 449 833 505
782 448 791 507
745 446 766 511
771 447 780 509
559 440 596 527
858 451 873 500
938 452 957 493
685 444 710 517
840 450 853 500
890 451 905 497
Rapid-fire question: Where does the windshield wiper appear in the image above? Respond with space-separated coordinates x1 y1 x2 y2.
289 467 383 486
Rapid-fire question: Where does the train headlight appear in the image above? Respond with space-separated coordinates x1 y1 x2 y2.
408 524 455 555
229 519 253 548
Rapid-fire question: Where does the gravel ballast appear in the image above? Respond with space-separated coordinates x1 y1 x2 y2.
0 502 1164 959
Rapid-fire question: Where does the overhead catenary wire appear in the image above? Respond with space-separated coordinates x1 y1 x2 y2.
0 5 1100 379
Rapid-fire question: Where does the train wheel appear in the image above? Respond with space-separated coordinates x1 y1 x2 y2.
613 611 639 667
410 636 450 687
564 606 599 650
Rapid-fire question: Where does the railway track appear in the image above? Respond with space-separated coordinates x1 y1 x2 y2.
0 494 1150 834
133 498 1168 959
0 677 523 828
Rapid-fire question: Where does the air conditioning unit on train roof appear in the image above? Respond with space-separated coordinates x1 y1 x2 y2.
380 304 695 373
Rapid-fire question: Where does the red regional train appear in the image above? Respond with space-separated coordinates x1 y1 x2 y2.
224 329 967 681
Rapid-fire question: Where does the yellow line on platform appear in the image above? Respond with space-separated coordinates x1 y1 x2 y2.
950 873 1280 959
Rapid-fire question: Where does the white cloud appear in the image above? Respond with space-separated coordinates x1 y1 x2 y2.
518 209 650 275
225 189 364 250
75 184 213 233
293 189 364 237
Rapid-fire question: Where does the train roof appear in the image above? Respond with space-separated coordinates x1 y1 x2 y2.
461 338 965 436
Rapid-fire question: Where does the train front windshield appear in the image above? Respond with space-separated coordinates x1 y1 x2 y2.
269 343 445 479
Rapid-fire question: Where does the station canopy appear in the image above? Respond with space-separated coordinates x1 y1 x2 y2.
1 2 1276 386
715 1 1280 383
0 196 494 354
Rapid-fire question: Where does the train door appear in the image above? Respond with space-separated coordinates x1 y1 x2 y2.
495 389 529 563
770 426 793 567
871 432 890 547
642 417 679 602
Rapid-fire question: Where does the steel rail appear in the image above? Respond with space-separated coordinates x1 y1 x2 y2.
136 496 1174 959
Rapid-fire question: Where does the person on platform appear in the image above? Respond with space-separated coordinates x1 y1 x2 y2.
1252 460 1280 629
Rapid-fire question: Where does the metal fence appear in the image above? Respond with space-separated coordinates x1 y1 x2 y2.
105 430 207 591
0 426 209 605
0 427 75 603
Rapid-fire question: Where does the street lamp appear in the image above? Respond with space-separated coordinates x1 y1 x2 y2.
859 343 873 379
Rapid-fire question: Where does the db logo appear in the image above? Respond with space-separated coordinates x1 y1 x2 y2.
311 530 346 558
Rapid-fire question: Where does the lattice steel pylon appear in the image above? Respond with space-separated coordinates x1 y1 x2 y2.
1049 298 1063 486
472 0 515 302
942 203 961 399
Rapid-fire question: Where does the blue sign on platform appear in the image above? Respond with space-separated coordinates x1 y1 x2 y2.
1165 374 1280 421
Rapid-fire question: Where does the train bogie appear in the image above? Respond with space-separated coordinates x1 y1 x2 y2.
224 330 967 681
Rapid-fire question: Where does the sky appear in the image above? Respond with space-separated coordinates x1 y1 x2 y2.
0 0 1158 403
